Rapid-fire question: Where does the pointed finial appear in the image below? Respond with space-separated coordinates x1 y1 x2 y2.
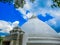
29 15 37 19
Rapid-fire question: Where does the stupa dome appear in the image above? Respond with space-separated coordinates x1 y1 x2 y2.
21 16 58 37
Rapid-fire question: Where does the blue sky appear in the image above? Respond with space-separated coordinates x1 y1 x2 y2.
0 2 26 26
0 0 60 36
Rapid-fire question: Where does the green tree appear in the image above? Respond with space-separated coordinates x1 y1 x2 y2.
14 0 26 8
30 0 35 3
0 37 3 45
0 0 25 8
51 0 60 8
0 37 3 42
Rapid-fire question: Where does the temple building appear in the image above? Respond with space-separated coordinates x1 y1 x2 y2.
2 15 60 45
2 26 25 45
21 16 60 45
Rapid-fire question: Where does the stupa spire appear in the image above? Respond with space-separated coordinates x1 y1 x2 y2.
29 15 37 19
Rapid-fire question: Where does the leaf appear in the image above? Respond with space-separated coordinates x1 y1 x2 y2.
30 0 35 3
52 0 60 8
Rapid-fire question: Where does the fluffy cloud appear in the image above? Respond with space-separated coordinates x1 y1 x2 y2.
0 20 19 33
24 0 60 16
16 0 60 32
23 0 52 14
23 0 60 32
12 21 19 27
45 10 60 32
0 20 12 33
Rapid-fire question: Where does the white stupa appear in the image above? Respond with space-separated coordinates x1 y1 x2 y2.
21 15 60 45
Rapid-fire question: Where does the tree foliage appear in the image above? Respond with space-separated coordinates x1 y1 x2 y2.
0 0 25 8
14 0 25 8
0 0 60 8
0 0 13 3
51 0 60 8
0 37 3 43
30 0 35 3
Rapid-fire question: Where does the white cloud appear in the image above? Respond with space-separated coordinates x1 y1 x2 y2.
44 9 60 32
0 20 19 33
23 0 60 16
45 18 57 28
0 20 12 33
16 0 60 32
24 2 31 10
12 21 19 27
26 13 33 18
23 12 33 20
16 8 26 15
24 0 51 13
